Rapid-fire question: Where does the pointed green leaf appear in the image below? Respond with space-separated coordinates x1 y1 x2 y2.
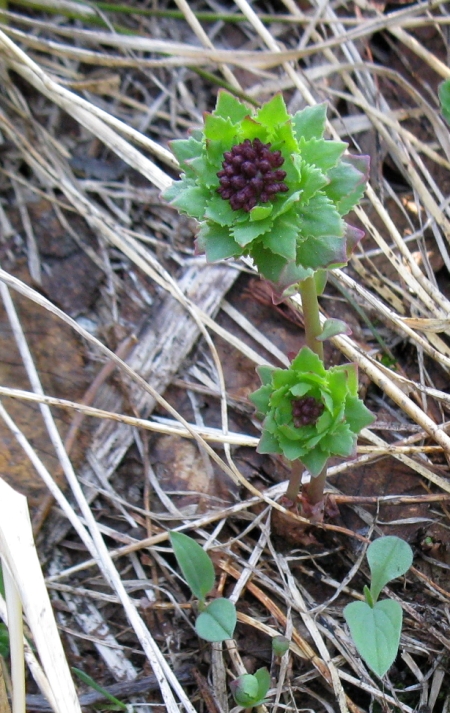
195 598 237 642
344 395 375 433
316 318 351 341
344 599 403 677
262 217 297 260
250 243 287 283
166 184 209 219
300 447 329 476
257 428 282 455
295 233 347 271
170 531 215 601
249 384 272 414
293 158 328 203
291 347 327 377
297 194 344 239
200 223 241 262
233 217 272 247
321 422 355 457
298 137 347 172
256 364 275 386
214 90 249 123
256 93 289 129
292 104 327 141
250 205 273 221
440 79 450 124
72 668 128 710
169 137 203 166
204 114 237 143
205 195 240 226
368 536 413 603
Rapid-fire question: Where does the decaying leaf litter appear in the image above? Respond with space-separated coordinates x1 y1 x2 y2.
1 0 450 710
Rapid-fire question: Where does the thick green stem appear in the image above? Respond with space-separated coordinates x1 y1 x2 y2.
298 275 327 507
299 275 323 360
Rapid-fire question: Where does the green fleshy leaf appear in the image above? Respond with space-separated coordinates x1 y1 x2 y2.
326 368 348 407
324 158 366 212
294 158 328 204
296 233 347 271
189 156 221 187
258 428 282 454
289 382 312 398
256 364 275 386
167 183 209 219
292 104 327 141
249 384 273 415
336 362 358 395
291 347 327 377
270 121 300 154
205 195 240 226
277 423 305 441
170 137 203 167
297 193 344 239
233 217 272 247
237 116 269 143
170 531 215 601
317 318 351 341
200 223 241 261
270 261 314 300
214 90 249 123
321 422 355 457
262 216 298 260
316 409 332 434
250 205 273 221
256 93 290 129
298 136 347 172
276 433 307 461
204 114 237 142
368 536 413 603
250 243 287 283
195 598 237 642
344 599 402 677
344 395 375 433
300 448 329 476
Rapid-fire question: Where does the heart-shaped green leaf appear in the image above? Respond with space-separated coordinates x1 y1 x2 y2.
170 531 215 602
344 599 402 677
367 536 413 602
195 598 237 642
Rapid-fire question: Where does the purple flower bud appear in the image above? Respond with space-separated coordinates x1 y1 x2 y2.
292 396 324 427
216 138 289 212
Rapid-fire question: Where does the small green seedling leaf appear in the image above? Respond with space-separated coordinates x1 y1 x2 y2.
170 531 215 602
344 599 402 677
230 668 271 707
272 635 290 656
316 318 351 341
0 623 9 658
368 536 413 603
195 598 236 642
439 79 450 124
72 667 128 711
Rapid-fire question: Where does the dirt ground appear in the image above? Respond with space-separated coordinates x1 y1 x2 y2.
1 1 450 712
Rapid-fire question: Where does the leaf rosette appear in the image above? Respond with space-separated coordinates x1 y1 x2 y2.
250 347 374 476
163 91 369 290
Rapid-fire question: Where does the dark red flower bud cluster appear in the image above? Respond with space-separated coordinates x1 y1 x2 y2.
292 396 324 427
217 138 288 212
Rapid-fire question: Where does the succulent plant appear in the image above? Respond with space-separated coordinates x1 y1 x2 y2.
163 91 369 291
250 347 375 476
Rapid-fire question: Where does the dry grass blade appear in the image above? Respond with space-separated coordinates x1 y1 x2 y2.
0 479 82 713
